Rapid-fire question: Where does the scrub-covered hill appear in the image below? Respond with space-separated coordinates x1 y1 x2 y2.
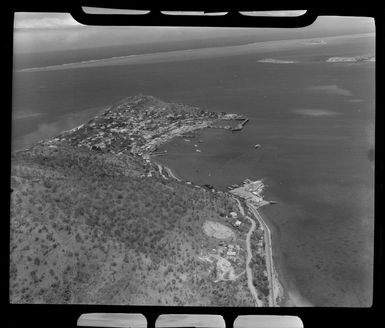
9 95 256 306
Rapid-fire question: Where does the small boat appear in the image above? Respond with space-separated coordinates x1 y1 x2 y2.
254 144 261 149
196 149 201 152
270 201 278 204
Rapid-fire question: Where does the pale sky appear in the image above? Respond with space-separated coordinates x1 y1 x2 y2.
13 12 374 54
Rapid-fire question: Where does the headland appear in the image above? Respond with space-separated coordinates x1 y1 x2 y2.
10 95 287 306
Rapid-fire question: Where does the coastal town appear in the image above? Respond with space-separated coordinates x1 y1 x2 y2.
42 94 246 157
12 95 282 306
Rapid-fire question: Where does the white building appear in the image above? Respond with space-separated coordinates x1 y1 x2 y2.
230 212 238 219
234 220 242 227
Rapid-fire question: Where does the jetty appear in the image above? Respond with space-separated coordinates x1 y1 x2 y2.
232 118 249 131
182 133 195 138
203 184 214 190
229 179 269 208
150 151 166 156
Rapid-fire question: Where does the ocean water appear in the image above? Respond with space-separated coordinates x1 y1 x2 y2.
12 33 375 306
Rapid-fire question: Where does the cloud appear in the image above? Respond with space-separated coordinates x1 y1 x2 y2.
14 12 82 29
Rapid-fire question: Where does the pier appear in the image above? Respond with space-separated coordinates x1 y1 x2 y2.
232 118 249 131
150 151 166 156
181 133 195 138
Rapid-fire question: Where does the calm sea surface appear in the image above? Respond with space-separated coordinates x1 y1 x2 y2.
12 34 375 306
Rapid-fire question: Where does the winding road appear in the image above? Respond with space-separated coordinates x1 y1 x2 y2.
155 163 168 180
234 198 263 307
154 159 274 306
247 201 275 307
162 165 181 182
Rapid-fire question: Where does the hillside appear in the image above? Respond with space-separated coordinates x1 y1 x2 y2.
10 95 257 306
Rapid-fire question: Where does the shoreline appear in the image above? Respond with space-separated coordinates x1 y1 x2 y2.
12 105 111 153
127 98 313 307
20 93 312 306
244 201 276 306
153 159 288 307
234 198 264 307
257 207 291 306
258 206 314 307
155 156 314 307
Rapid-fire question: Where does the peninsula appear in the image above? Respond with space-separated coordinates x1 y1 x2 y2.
10 95 281 306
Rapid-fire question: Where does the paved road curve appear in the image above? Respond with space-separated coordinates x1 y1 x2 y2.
156 163 168 180
234 198 263 307
162 165 181 181
247 201 275 307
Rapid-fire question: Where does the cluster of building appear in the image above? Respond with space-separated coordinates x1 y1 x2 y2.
217 240 241 258
228 211 242 228
200 240 245 282
41 95 226 160
229 179 270 208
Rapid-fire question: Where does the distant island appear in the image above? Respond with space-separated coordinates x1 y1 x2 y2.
10 95 283 306
326 55 375 63
258 58 297 64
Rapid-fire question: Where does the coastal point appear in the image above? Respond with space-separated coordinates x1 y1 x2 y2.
11 14 375 312
10 95 282 306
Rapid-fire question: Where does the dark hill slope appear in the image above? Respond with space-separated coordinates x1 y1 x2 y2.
10 96 254 306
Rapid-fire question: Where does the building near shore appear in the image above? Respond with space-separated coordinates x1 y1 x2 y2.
230 180 270 208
